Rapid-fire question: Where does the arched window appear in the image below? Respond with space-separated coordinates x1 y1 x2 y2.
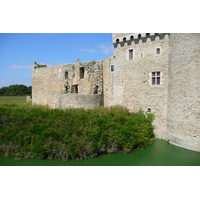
123 37 126 42
138 34 142 39
116 38 119 43
130 35 134 40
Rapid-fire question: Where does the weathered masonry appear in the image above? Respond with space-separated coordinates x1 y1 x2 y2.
32 33 200 152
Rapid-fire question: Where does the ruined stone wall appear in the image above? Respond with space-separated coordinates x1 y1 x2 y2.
47 93 102 109
167 33 200 151
103 33 170 138
32 60 103 108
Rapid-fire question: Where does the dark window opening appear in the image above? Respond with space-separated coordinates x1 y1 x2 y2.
156 48 160 54
80 67 84 79
94 85 98 94
146 33 150 37
111 65 114 72
152 72 161 85
71 85 78 93
129 49 133 60
130 35 134 40
138 34 142 39
123 37 126 42
65 71 69 79
116 39 119 43
65 85 70 93
147 108 151 113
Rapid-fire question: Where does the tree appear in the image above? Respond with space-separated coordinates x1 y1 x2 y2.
0 84 32 96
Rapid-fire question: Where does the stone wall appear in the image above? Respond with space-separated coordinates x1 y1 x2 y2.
167 33 200 151
103 33 170 138
47 93 102 109
32 60 103 108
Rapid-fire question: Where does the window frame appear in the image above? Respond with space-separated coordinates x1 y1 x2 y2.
151 71 161 85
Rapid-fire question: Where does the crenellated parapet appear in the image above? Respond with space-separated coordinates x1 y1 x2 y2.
113 33 170 48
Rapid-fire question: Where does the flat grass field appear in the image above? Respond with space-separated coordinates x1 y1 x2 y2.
0 96 26 105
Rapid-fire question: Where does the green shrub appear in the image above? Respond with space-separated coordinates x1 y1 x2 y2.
0 104 154 161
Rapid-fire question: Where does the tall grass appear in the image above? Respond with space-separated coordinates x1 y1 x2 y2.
0 104 154 162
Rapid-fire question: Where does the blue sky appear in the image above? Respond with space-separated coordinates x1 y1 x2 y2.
0 33 113 88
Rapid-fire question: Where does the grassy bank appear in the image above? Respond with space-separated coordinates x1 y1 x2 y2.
0 96 26 105
0 104 154 162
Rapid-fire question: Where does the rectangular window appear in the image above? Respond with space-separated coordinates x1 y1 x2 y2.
65 71 69 79
111 65 114 72
156 48 160 54
71 85 78 93
80 67 84 79
129 49 133 60
152 72 161 85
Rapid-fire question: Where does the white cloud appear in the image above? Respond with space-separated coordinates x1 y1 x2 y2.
8 64 33 69
96 43 114 55
80 48 97 53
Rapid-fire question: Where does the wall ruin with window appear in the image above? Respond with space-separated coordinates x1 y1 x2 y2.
32 60 103 108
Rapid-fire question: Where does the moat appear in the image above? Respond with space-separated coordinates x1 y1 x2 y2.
1 140 200 166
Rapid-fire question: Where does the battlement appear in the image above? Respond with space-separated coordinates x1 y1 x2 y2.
113 33 170 48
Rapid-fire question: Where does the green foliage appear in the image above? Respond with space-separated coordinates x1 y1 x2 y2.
90 60 97 65
0 105 154 161
0 85 32 96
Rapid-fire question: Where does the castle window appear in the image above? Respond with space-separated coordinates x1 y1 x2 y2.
111 65 114 72
156 48 160 54
130 35 134 40
65 71 69 79
116 39 119 43
71 85 78 93
138 34 142 39
129 49 133 60
65 85 70 93
80 67 84 79
147 107 151 113
94 85 98 94
152 72 161 85
123 37 126 42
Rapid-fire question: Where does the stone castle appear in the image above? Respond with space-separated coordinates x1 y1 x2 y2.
32 33 200 152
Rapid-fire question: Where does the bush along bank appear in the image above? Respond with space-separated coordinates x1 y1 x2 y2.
0 105 154 162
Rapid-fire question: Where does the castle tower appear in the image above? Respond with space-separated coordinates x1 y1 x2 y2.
167 33 200 151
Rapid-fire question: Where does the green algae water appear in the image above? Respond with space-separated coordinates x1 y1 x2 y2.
0 140 200 166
